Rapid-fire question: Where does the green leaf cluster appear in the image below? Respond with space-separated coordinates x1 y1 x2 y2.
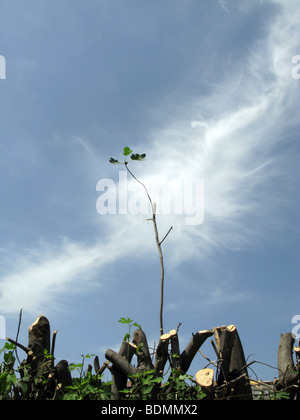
118 317 142 344
121 370 162 400
0 342 29 399
109 147 146 165
164 370 206 401
61 354 112 400
120 368 206 401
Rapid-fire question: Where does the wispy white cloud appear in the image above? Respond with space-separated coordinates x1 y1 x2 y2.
217 0 229 13
0 0 299 318
0 232 140 315
136 0 300 262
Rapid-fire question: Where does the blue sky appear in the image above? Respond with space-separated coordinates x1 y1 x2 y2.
0 0 299 381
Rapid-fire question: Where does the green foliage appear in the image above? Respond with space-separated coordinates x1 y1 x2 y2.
63 355 112 400
0 343 113 401
163 370 206 401
109 147 146 165
63 371 111 400
131 153 146 161
0 342 28 400
121 370 162 400
118 317 142 343
0 342 294 400
120 369 206 401
256 388 291 400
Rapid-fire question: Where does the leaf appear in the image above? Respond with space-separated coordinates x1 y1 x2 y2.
109 158 120 164
68 363 83 372
120 388 130 394
123 147 133 156
141 385 153 395
130 153 146 161
16 378 28 393
6 374 17 386
118 317 133 324
83 354 95 359
0 342 15 354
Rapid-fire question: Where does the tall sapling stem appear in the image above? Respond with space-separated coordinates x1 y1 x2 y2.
110 147 173 336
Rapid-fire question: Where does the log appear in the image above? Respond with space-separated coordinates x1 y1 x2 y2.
27 315 51 376
154 333 170 376
169 329 182 370
215 373 249 400
196 368 214 388
28 315 51 354
55 360 72 389
94 355 110 377
214 325 252 400
105 341 137 399
164 329 183 395
276 332 299 398
195 368 214 399
94 355 101 375
132 329 154 371
181 330 214 373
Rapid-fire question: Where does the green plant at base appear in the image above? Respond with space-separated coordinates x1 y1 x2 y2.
164 370 206 401
256 388 291 400
120 369 162 400
64 354 112 400
0 342 29 399
119 368 206 401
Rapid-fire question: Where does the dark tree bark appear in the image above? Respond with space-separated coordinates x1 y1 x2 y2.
214 325 253 400
169 329 182 370
27 315 51 377
154 333 170 376
181 329 214 373
105 341 137 399
7 314 264 400
55 360 72 388
276 332 299 399
132 329 154 371
15 315 73 399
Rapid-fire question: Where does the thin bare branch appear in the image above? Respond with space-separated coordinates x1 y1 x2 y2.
124 161 172 336
159 226 173 246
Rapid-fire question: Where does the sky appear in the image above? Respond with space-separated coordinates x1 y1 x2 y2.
0 0 299 382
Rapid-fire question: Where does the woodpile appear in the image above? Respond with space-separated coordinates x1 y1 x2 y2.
5 315 300 400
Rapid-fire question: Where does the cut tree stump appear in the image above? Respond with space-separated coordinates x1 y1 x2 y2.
196 368 214 399
105 325 253 400
169 329 182 370
55 360 72 389
154 332 170 376
6 315 73 399
7 314 260 400
105 340 137 399
276 332 300 399
181 329 214 373
27 315 51 377
106 327 215 399
214 325 253 400
132 329 154 371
